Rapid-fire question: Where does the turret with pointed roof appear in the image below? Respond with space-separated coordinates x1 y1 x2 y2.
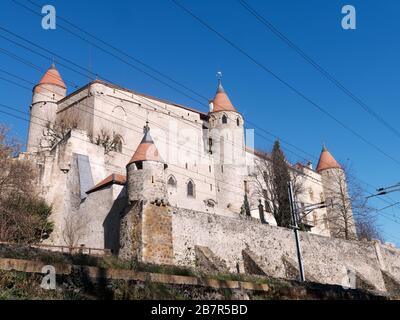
127 122 164 166
208 75 246 214
34 63 66 93
211 80 237 113
126 122 167 203
316 145 342 172
27 63 67 153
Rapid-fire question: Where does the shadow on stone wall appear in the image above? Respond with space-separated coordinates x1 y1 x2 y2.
195 246 229 274
103 196 126 255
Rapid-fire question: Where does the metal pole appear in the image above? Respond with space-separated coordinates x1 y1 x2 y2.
288 181 305 282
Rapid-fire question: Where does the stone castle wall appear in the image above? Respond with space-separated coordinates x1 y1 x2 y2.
168 207 400 293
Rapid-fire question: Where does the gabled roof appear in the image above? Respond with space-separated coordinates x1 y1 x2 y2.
127 124 164 165
86 173 126 194
34 63 66 92
316 146 341 172
211 81 237 113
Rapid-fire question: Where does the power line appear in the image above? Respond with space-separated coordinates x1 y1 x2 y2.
238 0 400 140
170 0 400 167
11 0 207 111
4 3 395 203
11 0 400 173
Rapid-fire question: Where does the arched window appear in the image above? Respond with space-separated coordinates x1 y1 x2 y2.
236 117 240 126
112 106 127 121
167 175 177 188
187 180 195 197
222 114 227 124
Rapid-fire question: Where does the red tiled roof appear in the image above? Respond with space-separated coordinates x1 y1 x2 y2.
127 142 163 165
34 64 66 93
211 82 237 113
86 173 126 194
316 146 341 172
127 128 164 166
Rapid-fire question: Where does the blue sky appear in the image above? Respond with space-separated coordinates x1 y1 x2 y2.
0 0 400 245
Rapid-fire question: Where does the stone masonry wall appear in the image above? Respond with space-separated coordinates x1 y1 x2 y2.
119 203 173 265
141 204 173 265
171 208 400 292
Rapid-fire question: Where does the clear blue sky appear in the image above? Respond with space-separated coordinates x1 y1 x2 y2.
1 0 399 245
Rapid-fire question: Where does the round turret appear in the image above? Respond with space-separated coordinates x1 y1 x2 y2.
27 63 67 152
126 123 167 204
208 78 246 214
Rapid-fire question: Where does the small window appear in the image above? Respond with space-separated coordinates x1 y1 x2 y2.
185 163 188 170
167 175 177 187
209 165 211 172
222 114 228 124
187 180 195 197
210 184 213 191
221 165 224 173
236 118 240 126
151 176 154 183
208 137 213 154
135 161 143 170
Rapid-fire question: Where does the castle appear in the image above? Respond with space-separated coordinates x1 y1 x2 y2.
22 64 400 293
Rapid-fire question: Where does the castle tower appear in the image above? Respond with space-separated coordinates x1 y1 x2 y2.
126 122 167 204
208 77 246 214
121 122 172 264
316 145 357 239
27 63 67 153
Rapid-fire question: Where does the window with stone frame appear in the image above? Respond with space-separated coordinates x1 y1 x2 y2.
167 175 177 188
222 114 228 124
187 180 195 197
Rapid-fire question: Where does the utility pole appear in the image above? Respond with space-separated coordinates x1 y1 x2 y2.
288 181 305 282
288 181 327 282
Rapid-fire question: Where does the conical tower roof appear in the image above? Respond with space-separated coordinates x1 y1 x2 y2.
211 80 237 113
34 63 66 92
127 123 163 165
316 145 341 172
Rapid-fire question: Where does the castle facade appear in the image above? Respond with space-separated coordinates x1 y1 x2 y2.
25 64 355 257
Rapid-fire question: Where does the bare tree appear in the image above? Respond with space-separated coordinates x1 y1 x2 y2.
62 214 87 250
356 215 382 242
42 112 80 148
0 125 53 243
323 164 381 241
89 128 123 154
